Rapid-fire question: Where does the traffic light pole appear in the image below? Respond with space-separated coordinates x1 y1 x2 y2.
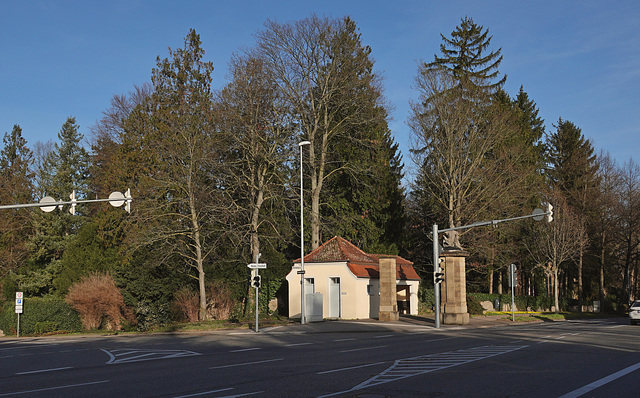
255 269 259 333
432 205 552 329
433 224 441 329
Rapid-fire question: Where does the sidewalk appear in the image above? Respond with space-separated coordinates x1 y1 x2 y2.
260 313 534 334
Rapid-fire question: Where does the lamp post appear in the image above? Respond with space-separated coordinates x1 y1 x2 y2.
299 140 311 324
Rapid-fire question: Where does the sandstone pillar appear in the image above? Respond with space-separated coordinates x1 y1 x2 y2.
441 249 469 325
378 256 399 321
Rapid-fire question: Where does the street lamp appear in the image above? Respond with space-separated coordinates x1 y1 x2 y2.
299 140 311 324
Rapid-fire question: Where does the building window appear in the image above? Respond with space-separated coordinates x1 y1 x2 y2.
367 284 373 295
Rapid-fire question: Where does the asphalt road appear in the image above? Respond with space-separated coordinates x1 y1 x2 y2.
0 316 638 397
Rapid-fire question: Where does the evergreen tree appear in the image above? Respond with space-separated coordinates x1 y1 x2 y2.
426 16 506 95
320 18 404 254
28 117 89 269
0 125 35 275
547 118 599 308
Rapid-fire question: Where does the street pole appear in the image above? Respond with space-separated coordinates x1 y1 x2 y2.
255 269 259 333
299 141 310 324
433 224 441 329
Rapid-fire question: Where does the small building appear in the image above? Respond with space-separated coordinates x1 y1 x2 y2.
286 236 421 320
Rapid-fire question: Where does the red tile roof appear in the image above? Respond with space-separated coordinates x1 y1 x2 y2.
295 236 420 281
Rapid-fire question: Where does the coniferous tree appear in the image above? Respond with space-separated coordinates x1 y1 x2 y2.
320 18 404 254
426 16 506 95
0 125 35 276
29 117 89 267
547 118 599 308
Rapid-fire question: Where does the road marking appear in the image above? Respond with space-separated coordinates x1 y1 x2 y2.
320 345 528 397
0 380 109 397
102 348 201 364
211 358 284 369
218 391 264 397
16 366 73 375
339 345 387 353
373 334 394 339
558 362 640 397
333 338 355 342
317 361 387 375
173 387 234 398
230 347 262 353
285 342 313 347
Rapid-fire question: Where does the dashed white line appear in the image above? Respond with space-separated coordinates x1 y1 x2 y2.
0 380 110 397
317 361 387 375
339 345 388 353
16 366 73 375
211 358 284 369
230 347 262 353
173 387 234 398
285 342 313 347
333 338 355 342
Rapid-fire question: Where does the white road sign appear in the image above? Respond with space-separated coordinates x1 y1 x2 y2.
247 263 267 269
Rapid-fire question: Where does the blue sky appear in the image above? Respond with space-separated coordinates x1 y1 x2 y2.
1 1 638 175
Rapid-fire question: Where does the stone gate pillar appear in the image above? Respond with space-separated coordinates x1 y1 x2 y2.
378 256 399 321
441 248 469 325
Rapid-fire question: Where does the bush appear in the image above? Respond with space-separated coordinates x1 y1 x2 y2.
207 280 236 320
0 297 82 336
173 287 199 323
66 273 133 331
466 295 484 315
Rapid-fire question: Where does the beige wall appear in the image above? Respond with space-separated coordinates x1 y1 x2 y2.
286 262 420 319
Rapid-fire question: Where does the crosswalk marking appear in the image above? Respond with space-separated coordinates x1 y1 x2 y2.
319 345 527 397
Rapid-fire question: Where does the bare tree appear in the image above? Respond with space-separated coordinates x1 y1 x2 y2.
409 67 530 247
527 194 584 312
255 15 386 249
615 159 640 303
216 53 295 264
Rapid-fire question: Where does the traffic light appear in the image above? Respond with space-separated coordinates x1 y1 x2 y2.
69 190 77 215
252 275 261 288
434 258 445 284
545 202 553 223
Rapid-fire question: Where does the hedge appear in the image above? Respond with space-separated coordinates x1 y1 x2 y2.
0 297 82 336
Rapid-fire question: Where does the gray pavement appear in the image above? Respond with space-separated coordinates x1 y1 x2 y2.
258 313 538 335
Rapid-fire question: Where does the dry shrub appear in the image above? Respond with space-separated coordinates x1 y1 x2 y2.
206 280 236 320
65 273 130 330
173 287 199 323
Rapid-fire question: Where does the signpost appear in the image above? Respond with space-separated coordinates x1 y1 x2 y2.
247 261 267 332
509 264 517 322
15 292 23 337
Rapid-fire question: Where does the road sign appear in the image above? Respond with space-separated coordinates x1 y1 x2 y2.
247 263 267 269
15 292 23 314
16 292 23 299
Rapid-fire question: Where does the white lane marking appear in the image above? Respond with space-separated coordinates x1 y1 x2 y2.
230 347 262 353
211 358 284 369
173 387 234 398
373 335 394 339
339 345 388 353
218 391 264 397
317 361 387 375
0 380 109 397
16 366 73 375
333 338 355 342
558 362 640 398
285 342 313 347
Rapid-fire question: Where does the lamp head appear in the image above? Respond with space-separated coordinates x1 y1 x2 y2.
299 140 311 146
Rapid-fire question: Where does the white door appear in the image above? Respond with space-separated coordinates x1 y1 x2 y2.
329 277 341 318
